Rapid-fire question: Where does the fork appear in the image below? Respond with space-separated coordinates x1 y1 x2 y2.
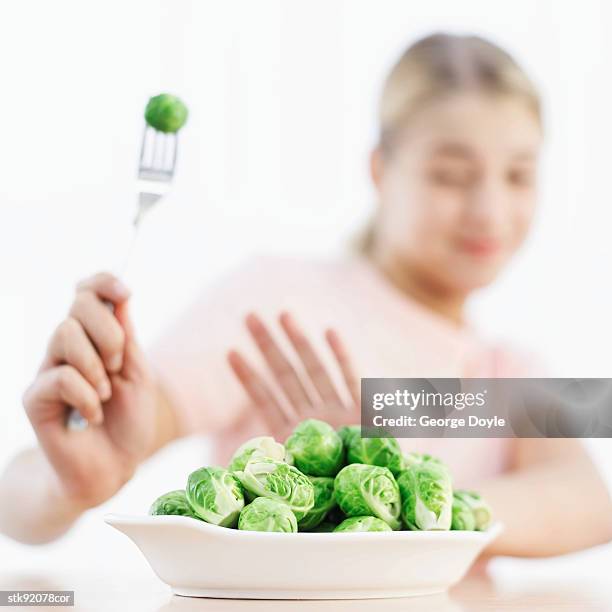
66 126 179 431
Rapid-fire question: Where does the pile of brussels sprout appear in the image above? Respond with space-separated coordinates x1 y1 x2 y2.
149 419 492 533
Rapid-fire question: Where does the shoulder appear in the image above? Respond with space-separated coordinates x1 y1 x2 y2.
235 253 357 277
214 253 361 295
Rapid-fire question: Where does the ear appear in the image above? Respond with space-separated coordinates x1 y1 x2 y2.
370 146 385 193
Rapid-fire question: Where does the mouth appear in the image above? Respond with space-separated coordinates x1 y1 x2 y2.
456 237 503 257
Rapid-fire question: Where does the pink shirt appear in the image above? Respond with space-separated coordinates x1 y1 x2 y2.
150 254 540 488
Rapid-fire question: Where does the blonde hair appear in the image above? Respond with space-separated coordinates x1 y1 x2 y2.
357 32 542 253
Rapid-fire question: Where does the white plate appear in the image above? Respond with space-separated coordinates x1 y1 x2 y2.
105 513 503 600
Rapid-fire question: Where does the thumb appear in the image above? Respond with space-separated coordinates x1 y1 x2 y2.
114 301 149 380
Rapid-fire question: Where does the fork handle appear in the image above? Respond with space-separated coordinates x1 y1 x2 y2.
65 299 119 431
66 213 144 431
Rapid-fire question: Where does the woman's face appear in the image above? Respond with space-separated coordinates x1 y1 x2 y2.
371 91 542 293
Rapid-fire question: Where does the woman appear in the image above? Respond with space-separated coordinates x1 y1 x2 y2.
1 33 611 556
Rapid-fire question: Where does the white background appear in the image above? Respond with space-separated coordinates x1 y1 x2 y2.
0 0 611 576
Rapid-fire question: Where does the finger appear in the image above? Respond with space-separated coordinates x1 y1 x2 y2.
113 301 148 381
227 349 293 432
69 291 126 373
76 272 131 306
24 365 103 426
245 313 315 416
279 312 345 411
326 328 360 407
45 317 112 401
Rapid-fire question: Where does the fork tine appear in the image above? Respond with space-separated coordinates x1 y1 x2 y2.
161 132 168 170
138 126 177 181
154 129 161 170
139 125 149 171
170 133 178 173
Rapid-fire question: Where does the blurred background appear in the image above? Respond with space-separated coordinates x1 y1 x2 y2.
0 0 610 582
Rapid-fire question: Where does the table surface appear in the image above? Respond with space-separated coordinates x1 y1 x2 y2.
1 567 611 612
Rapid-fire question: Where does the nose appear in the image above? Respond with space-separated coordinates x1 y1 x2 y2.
464 176 507 231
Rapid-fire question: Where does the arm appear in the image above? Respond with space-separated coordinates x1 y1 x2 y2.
480 438 612 557
0 383 176 544
0 448 85 544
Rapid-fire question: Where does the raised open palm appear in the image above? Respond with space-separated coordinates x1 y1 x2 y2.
228 312 361 441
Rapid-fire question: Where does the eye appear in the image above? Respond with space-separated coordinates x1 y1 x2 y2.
428 167 473 188
507 168 535 188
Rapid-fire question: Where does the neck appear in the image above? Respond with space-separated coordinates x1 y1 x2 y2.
369 246 468 327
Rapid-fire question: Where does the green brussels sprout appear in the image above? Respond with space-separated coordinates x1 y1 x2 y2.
298 476 336 531
403 452 421 468
149 489 199 518
228 436 287 472
186 466 244 527
337 424 361 448
451 493 477 531
234 457 314 520
334 463 401 530
144 93 188 133
403 452 445 469
334 516 392 532
453 490 492 531
396 462 452 530
347 435 404 476
238 497 297 533
285 419 344 477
